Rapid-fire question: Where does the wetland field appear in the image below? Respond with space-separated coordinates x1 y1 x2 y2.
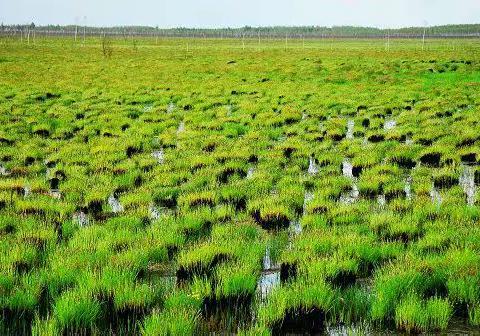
1 37 480 335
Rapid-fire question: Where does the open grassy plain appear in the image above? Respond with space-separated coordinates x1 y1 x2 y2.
1 37 480 334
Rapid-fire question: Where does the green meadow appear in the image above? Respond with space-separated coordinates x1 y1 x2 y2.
1 36 480 335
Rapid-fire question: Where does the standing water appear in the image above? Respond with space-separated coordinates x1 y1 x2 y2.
342 159 354 179
0 164 9 176
290 220 302 235
384 119 396 131
177 121 185 134
430 184 442 206
246 167 255 179
340 159 359 204
308 157 318 176
404 176 412 200
459 165 476 206
108 194 124 213
149 204 161 220
377 195 386 207
152 149 164 164
143 103 153 112
257 247 280 300
73 211 89 227
50 190 62 199
340 184 359 205
346 119 355 140
303 191 314 215
23 186 31 198
167 102 175 113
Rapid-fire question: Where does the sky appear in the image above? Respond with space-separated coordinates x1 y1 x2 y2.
1 0 479 28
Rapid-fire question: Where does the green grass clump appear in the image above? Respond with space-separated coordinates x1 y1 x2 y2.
394 294 452 332
53 290 101 331
141 292 200 336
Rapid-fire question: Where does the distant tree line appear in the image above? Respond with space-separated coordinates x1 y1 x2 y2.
1 23 479 38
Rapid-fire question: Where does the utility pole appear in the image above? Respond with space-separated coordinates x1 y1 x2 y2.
285 32 288 51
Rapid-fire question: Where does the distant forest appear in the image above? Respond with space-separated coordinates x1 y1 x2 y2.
1 23 480 38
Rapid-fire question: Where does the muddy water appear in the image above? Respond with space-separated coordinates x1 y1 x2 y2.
346 119 354 140
108 194 124 213
459 165 476 205
308 157 318 176
152 149 164 164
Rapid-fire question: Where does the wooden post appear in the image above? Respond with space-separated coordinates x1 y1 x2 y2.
422 27 426 51
385 30 390 51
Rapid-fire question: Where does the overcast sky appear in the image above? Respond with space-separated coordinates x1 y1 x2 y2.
1 0 479 28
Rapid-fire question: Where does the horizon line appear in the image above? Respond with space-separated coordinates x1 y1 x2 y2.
2 22 480 30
